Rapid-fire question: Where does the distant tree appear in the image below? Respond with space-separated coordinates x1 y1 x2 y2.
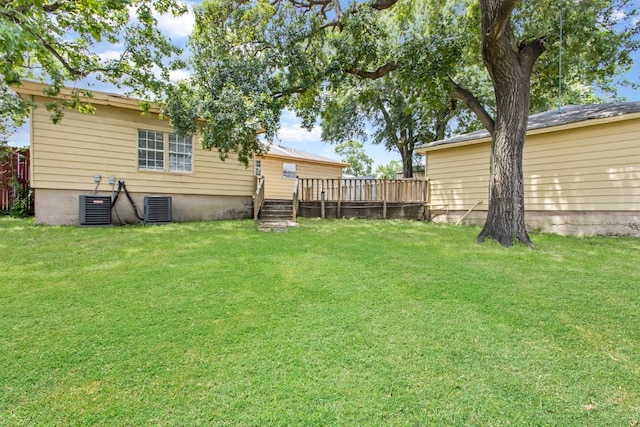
375 160 402 179
0 0 187 142
334 140 373 177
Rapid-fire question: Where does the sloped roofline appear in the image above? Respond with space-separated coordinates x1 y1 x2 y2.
416 102 640 153
259 143 349 167
12 80 161 113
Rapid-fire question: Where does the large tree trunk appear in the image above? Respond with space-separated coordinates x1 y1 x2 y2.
478 75 531 246
398 143 413 178
477 0 545 247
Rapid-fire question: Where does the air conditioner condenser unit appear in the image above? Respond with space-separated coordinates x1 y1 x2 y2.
144 196 172 224
79 195 112 226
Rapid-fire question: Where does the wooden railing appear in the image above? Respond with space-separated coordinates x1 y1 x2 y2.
254 176 265 220
297 178 429 203
292 177 299 222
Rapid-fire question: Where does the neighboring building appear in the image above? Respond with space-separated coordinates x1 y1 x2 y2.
14 81 255 225
256 144 348 200
416 103 640 236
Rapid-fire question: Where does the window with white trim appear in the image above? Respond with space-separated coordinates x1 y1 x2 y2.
169 134 193 172
283 162 296 179
138 129 192 173
137 129 164 170
255 159 262 177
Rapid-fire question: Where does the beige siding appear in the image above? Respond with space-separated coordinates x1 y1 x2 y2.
30 96 255 196
425 117 640 212
261 156 343 199
425 142 491 210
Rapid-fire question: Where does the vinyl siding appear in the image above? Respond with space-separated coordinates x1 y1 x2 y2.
425 117 640 212
261 156 343 199
30 96 254 196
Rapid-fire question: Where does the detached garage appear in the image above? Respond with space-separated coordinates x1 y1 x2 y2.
416 103 640 236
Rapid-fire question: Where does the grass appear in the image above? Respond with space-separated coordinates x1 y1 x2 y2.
1 217 639 426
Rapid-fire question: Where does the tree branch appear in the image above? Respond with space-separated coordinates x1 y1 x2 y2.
369 0 400 11
42 1 73 13
347 62 397 80
485 0 518 41
448 77 495 135
518 37 547 71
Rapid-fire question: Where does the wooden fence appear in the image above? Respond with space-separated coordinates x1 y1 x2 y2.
298 178 428 203
1 147 31 213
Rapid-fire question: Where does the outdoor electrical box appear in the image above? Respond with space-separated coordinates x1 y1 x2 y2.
144 196 172 224
79 195 112 226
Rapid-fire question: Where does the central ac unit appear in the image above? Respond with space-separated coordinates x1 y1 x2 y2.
144 196 172 224
79 195 112 226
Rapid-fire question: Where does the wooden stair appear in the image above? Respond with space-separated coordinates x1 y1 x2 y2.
259 199 294 221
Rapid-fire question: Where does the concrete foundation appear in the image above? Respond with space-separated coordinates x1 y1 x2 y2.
34 188 252 225
429 209 640 237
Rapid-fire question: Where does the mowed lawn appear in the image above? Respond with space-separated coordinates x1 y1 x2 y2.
1 217 639 426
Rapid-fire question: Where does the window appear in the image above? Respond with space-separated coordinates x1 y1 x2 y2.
169 134 193 172
282 162 296 179
138 129 192 173
138 129 164 170
255 160 262 177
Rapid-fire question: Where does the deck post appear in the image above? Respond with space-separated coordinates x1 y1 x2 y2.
382 180 387 220
321 191 325 219
337 177 342 218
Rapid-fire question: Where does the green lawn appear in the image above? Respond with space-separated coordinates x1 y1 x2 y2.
1 217 639 426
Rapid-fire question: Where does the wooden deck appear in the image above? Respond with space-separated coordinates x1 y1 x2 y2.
255 177 431 221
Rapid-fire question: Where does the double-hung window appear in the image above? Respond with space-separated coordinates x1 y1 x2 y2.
283 162 296 179
137 130 165 171
169 134 193 172
138 129 192 173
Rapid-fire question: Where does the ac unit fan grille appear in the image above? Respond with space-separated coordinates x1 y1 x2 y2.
144 196 172 224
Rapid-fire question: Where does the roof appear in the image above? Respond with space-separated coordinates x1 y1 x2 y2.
417 102 640 151
262 143 349 167
12 80 160 113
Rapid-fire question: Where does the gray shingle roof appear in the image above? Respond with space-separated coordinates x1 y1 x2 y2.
418 102 640 149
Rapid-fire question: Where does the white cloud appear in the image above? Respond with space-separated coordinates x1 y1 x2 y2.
276 124 322 145
97 49 125 61
169 69 192 82
156 2 196 39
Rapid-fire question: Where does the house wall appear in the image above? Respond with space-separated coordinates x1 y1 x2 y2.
260 156 343 199
30 95 255 225
423 117 640 236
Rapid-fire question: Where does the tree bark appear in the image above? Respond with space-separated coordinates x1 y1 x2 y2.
477 0 545 247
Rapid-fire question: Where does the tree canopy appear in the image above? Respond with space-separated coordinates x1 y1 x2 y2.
334 140 373 177
0 0 187 142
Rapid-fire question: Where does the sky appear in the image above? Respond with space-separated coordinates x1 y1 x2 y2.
8 1 640 169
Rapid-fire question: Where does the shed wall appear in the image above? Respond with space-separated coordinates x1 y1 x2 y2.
424 117 640 235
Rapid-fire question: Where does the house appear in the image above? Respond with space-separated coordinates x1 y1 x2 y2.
256 143 348 200
415 103 640 236
14 81 256 225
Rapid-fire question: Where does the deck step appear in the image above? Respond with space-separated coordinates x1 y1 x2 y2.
259 199 294 221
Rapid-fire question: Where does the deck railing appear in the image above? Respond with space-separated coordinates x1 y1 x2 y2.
254 176 265 220
292 177 299 221
298 178 428 203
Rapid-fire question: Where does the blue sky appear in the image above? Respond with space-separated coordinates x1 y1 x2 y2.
9 1 640 168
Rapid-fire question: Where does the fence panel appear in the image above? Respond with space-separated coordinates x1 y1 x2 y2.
1 147 31 213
